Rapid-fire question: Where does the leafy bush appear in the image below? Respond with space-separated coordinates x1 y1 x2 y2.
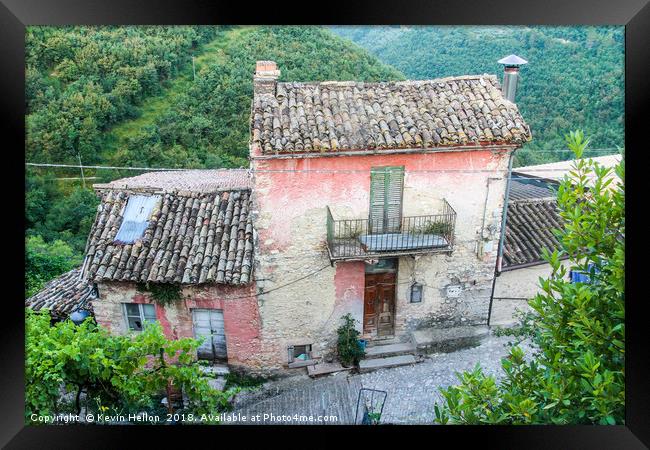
434 131 624 425
25 309 237 422
336 313 365 367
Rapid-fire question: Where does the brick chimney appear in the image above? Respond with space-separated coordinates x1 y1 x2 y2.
254 60 280 96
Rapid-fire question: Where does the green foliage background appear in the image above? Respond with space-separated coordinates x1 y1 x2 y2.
330 26 624 166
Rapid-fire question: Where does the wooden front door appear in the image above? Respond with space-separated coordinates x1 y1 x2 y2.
363 272 396 337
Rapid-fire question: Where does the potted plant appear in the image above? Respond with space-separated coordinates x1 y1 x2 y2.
336 313 365 367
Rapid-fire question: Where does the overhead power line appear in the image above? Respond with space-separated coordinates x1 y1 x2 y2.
25 163 619 175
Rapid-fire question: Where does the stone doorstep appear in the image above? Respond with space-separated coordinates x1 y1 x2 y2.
307 361 352 377
207 377 228 391
411 325 490 354
359 354 418 373
363 342 416 359
364 336 406 347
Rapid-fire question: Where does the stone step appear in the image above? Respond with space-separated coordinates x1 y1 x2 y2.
365 336 404 347
411 325 489 354
307 362 352 378
359 354 418 373
363 342 416 359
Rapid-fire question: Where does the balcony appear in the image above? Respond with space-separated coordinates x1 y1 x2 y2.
326 199 457 261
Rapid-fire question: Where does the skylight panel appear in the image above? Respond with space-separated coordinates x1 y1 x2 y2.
113 195 161 244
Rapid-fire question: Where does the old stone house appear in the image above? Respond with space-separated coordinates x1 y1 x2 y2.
78 61 531 374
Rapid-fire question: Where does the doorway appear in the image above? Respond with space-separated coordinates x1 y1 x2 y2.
192 308 227 361
363 259 397 337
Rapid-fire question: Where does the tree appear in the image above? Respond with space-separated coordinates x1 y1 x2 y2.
434 131 625 425
26 309 237 423
25 235 81 298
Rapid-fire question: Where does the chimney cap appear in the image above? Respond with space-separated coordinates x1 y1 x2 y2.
498 54 528 66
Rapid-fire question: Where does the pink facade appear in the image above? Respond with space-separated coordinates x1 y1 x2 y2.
252 146 512 255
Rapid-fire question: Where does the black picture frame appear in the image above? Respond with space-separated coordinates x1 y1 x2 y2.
1 0 647 447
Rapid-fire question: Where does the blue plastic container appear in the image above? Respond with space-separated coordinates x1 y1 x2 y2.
358 339 367 351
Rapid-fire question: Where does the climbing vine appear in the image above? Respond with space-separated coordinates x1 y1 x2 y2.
136 283 183 307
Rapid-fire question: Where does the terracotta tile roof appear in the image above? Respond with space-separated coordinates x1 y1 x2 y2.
508 177 557 201
251 75 531 155
83 188 254 285
26 268 95 318
502 200 562 268
93 169 251 193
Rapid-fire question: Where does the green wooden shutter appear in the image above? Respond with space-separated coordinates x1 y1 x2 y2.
370 169 387 233
370 166 404 233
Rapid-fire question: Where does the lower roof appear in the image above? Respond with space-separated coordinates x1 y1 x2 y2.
26 268 95 318
82 188 254 285
502 199 562 269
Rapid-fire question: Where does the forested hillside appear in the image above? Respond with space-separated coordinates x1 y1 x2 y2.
25 25 403 296
331 26 624 166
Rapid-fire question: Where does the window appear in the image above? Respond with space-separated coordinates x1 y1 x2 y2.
369 166 404 233
410 282 423 303
288 344 312 364
114 195 161 244
123 303 157 332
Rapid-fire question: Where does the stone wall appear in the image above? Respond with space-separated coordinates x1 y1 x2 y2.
490 261 570 326
93 281 265 371
250 147 513 370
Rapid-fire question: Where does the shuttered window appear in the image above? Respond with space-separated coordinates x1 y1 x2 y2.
369 166 404 233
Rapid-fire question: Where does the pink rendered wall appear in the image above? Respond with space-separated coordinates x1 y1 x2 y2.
333 261 366 331
252 148 511 251
95 282 263 369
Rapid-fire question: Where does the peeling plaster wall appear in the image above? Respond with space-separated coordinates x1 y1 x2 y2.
490 261 570 326
94 281 265 370
251 148 513 369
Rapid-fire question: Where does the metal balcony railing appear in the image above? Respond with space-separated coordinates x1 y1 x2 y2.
326 199 457 261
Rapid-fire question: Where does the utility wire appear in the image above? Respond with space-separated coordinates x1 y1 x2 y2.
25 163 617 175
226 264 331 300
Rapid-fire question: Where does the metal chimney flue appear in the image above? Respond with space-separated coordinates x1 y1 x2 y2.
498 54 528 103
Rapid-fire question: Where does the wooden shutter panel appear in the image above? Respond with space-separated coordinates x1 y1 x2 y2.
370 169 387 233
385 167 404 232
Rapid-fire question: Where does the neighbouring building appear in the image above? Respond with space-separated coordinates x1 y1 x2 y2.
80 170 264 370
489 154 622 326
73 60 533 374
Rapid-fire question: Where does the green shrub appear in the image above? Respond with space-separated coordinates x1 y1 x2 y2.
336 313 365 367
434 131 625 425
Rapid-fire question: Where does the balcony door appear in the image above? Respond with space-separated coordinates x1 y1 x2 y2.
369 166 404 234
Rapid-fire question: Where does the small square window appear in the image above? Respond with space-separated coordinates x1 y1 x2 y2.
410 283 423 303
288 344 312 364
123 303 157 332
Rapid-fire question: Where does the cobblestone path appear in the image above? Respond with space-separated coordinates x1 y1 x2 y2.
228 334 534 425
